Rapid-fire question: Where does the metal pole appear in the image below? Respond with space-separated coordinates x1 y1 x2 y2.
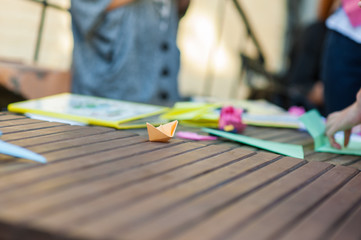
29 0 68 63
33 0 47 62
231 0 265 64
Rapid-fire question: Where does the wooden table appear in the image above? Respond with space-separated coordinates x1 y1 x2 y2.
0 112 360 240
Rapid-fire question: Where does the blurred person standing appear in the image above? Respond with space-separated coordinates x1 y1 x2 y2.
286 0 340 114
70 0 190 105
323 0 361 148
321 0 361 115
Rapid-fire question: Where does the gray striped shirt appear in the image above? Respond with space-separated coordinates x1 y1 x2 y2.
70 0 181 105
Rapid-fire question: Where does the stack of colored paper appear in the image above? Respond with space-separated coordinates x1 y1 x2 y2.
161 102 220 128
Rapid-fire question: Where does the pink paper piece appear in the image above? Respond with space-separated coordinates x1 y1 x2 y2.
176 131 218 141
219 106 246 133
342 0 361 27
288 106 306 117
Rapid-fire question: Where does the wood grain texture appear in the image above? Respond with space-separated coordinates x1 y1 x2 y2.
229 166 359 240
172 161 333 240
279 172 361 240
0 112 360 240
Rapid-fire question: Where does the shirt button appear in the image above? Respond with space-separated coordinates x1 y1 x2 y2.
160 42 169 51
159 91 169 100
161 67 169 77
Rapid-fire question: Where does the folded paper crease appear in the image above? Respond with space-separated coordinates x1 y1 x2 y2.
147 120 178 142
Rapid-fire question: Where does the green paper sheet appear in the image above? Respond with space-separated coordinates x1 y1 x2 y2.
299 109 361 155
202 128 304 159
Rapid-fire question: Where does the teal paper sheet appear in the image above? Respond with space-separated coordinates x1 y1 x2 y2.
299 109 361 155
202 128 304 159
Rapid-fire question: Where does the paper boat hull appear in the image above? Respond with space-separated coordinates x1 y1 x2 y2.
146 120 178 142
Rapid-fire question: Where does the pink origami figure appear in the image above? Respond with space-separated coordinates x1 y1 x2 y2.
219 106 246 133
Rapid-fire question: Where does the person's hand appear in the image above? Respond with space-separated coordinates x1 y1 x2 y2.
326 89 361 149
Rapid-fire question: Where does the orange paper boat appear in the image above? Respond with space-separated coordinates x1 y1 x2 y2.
146 120 178 142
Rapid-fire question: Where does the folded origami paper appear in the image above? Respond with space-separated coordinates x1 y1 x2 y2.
299 109 361 155
219 106 246 133
146 120 178 142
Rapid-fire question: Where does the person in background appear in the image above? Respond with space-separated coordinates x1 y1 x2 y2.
324 0 361 148
286 0 335 113
321 0 361 115
70 0 190 105
286 0 344 114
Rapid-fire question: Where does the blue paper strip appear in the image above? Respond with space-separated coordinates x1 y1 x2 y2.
0 131 46 163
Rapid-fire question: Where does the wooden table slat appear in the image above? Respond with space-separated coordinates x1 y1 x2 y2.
0 112 360 240
0 145 231 220
346 158 361 169
23 131 138 156
0 113 27 121
0 142 199 193
0 118 53 128
0 122 67 134
171 161 333 240
227 166 359 240
278 172 361 240
330 199 361 240
7 126 115 146
103 157 305 240
326 155 361 167
1 125 91 142
50 154 294 239
54 150 263 237
0 141 191 202
0 134 142 175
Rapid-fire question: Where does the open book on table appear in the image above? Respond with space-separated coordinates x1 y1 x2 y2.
8 93 168 129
